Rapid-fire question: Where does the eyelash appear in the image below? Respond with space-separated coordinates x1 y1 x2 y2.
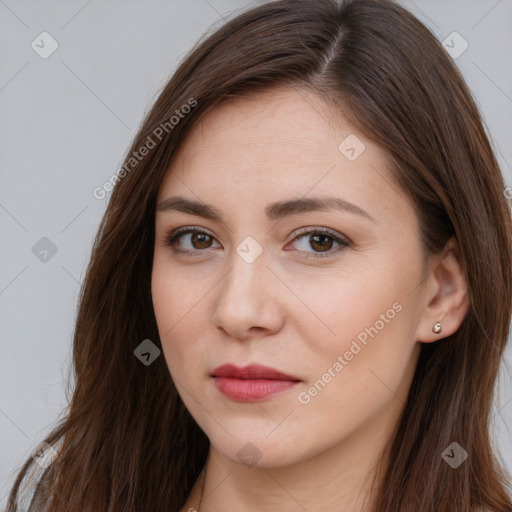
164 226 350 259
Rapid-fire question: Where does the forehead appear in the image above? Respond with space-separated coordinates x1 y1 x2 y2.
164 88 388 188
156 87 410 226
172 87 370 164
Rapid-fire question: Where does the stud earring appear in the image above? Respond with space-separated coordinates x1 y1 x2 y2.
432 321 442 334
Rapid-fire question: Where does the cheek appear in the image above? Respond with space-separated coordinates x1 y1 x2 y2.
151 262 205 373
151 254 211 333
294 260 418 403
292 262 405 353
289 310 415 458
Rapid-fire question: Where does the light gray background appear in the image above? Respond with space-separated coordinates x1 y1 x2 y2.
1 0 511 508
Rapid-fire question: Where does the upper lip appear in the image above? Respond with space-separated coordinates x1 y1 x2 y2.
211 363 301 381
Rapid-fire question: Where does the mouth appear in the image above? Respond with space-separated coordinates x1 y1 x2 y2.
210 363 302 402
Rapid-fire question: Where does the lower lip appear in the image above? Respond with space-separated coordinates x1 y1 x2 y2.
212 377 299 402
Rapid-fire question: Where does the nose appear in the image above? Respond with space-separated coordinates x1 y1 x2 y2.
212 247 284 341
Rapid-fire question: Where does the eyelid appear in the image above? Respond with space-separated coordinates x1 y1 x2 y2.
290 226 351 245
165 225 220 256
286 226 350 259
164 225 350 258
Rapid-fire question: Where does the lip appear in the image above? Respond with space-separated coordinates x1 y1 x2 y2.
211 363 300 381
211 363 301 402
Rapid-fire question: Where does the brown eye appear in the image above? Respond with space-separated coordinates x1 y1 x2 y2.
190 232 213 249
165 226 350 259
309 234 335 252
165 227 221 255
289 228 350 259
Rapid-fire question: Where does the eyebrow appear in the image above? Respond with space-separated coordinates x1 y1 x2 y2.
156 195 375 223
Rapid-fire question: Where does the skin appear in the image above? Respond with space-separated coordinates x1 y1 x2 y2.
151 86 470 512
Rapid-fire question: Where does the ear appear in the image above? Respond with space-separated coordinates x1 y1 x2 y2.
415 237 470 343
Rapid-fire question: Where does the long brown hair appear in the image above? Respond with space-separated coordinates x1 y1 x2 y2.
7 0 512 510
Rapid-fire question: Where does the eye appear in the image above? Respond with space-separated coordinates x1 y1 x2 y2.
164 226 350 259
165 226 220 255
287 227 350 259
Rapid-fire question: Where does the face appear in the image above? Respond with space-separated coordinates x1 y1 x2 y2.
151 86 427 469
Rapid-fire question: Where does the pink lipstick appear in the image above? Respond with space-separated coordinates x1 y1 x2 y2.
211 363 301 402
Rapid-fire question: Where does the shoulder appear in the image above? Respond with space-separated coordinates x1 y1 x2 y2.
17 463 47 511
16 438 64 511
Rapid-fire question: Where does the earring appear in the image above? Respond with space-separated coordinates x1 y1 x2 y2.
432 321 442 334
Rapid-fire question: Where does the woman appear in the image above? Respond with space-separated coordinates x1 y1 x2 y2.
7 0 512 510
